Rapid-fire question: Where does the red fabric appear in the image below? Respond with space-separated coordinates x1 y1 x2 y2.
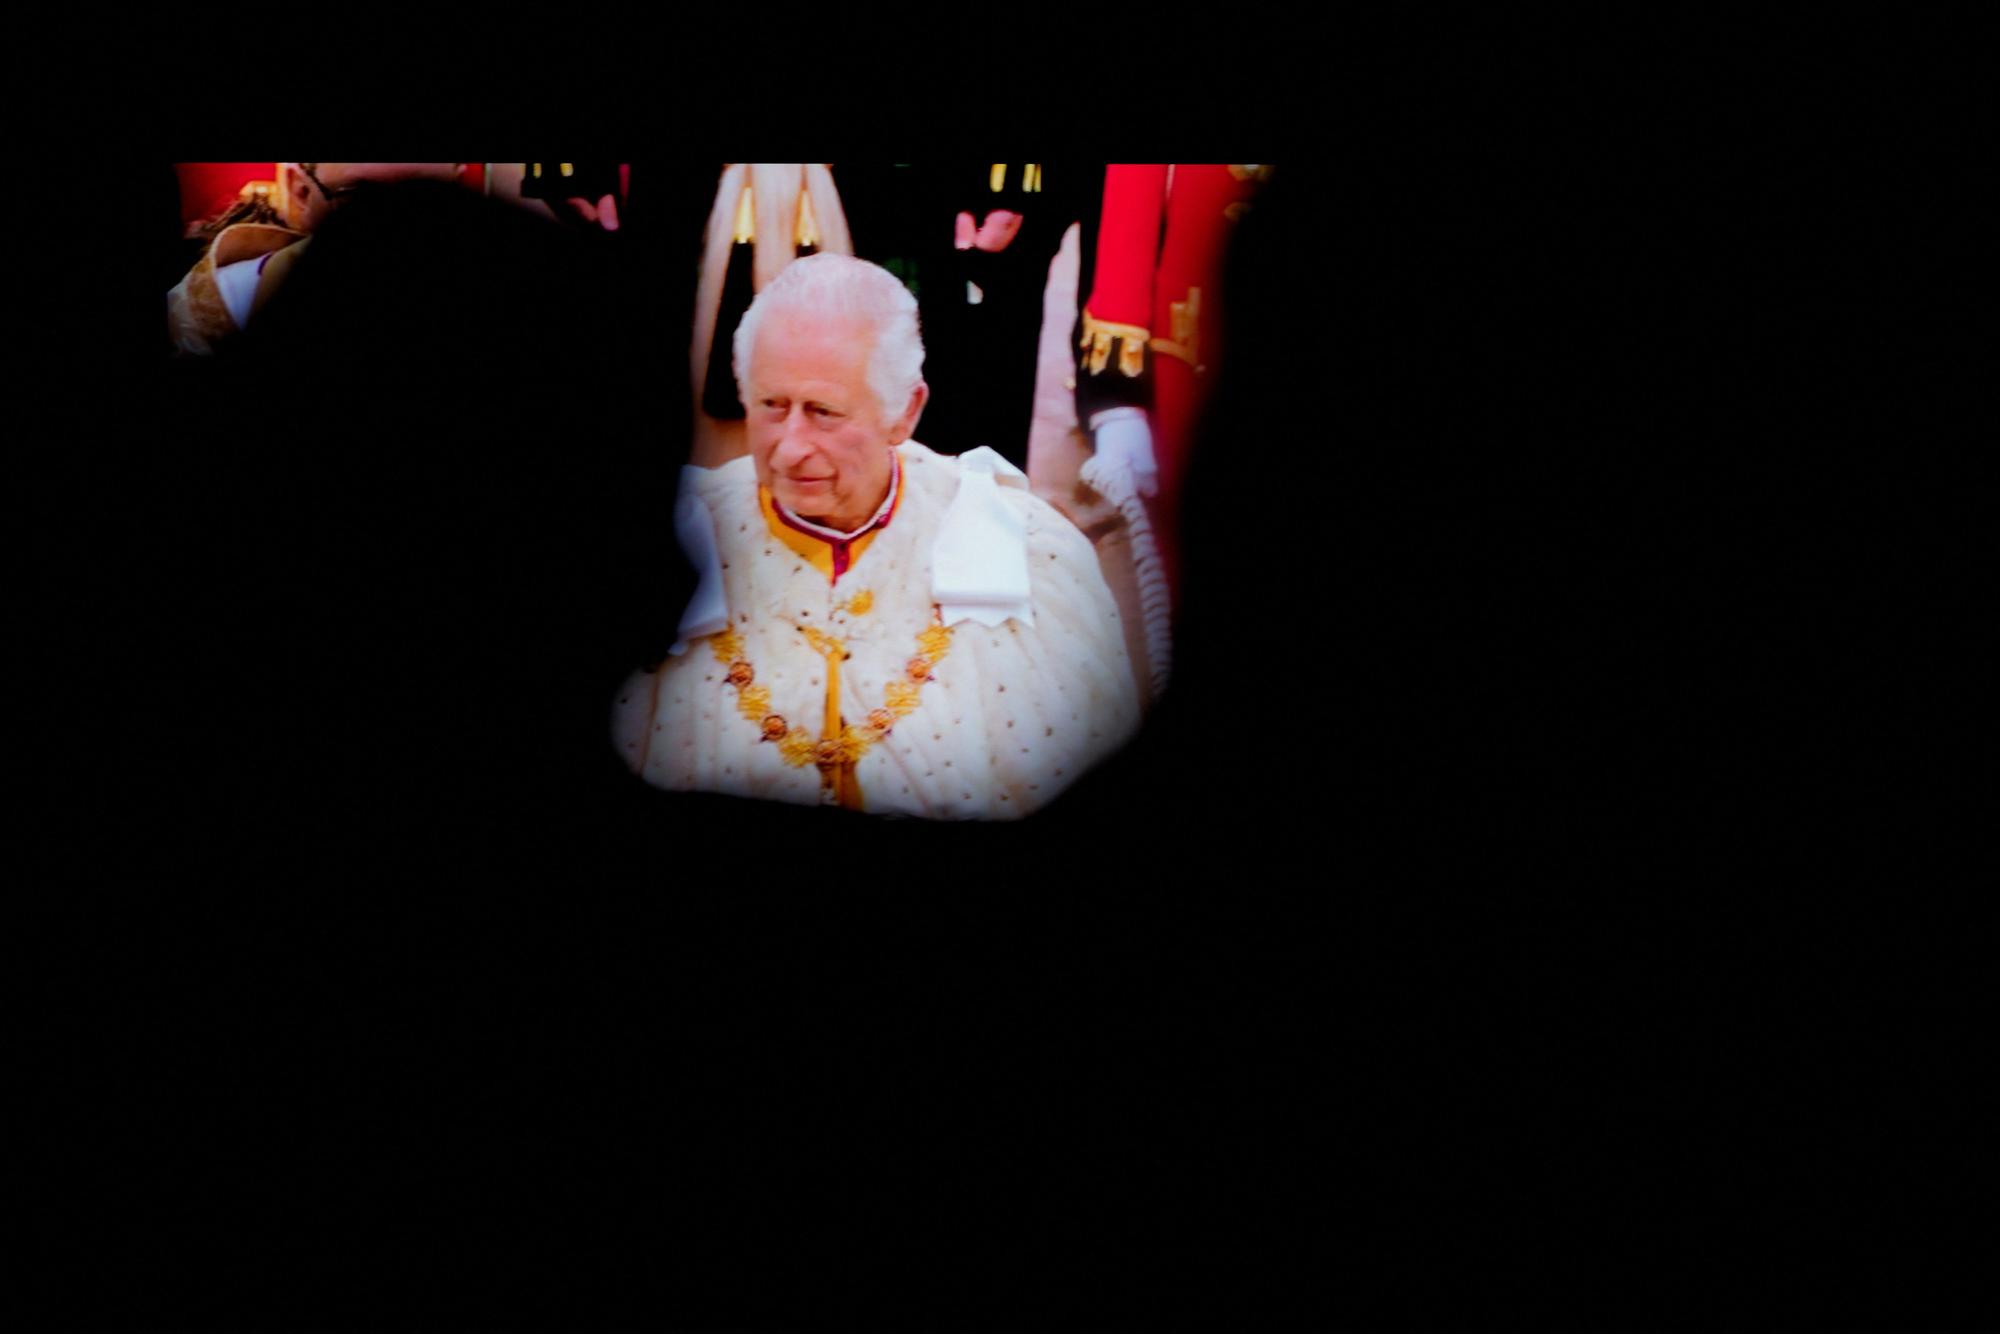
1151 165 1245 361
174 163 275 228
1155 167 1259 594
1085 164 1168 327
175 163 494 226
1086 165 1263 600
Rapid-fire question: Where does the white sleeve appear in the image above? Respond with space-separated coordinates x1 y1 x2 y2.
948 493 1141 815
668 466 730 654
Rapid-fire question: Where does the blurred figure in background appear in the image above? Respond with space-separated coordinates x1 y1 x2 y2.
140 176 679 867
167 163 468 356
838 162 1093 472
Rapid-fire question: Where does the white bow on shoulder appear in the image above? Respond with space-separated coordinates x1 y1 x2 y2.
932 447 1034 629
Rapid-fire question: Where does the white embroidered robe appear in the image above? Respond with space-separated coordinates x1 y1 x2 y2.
614 441 1139 819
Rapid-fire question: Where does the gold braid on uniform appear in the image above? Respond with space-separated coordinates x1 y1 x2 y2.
707 618 955 775
1079 309 1151 379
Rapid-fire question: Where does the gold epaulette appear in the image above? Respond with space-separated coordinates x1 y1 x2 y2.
989 164 1044 193
1079 308 1150 378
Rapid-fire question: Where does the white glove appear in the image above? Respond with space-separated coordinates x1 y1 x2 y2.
1090 408 1158 499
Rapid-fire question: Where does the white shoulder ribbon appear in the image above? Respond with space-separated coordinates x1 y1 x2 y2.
932 446 1033 628
667 466 730 656
214 258 263 331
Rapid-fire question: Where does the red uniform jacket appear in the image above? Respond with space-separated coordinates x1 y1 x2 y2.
1078 164 1270 590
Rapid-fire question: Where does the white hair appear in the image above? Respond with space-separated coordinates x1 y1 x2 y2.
732 252 925 418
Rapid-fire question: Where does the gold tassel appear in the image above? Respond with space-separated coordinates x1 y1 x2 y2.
822 647 842 746
989 163 1006 193
795 186 819 249
731 182 755 244
812 631 860 808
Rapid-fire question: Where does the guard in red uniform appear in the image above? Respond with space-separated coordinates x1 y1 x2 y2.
1077 164 1272 607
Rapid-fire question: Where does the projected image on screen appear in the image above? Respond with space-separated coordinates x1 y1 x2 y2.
613 164 1268 820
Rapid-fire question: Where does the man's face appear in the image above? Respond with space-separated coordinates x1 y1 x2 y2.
745 311 923 532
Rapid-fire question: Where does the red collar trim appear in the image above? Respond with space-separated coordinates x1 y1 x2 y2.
771 453 903 544
772 454 903 576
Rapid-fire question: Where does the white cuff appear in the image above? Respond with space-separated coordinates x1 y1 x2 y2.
1091 411 1159 499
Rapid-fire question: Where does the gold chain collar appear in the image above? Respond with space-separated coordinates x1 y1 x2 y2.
708 617 955 776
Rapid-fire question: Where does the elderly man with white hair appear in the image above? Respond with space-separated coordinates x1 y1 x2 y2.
614 252 1140 819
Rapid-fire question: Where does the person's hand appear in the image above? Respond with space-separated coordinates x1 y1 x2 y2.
953 209 1022 252
975 209 1021 251
560 193 621 232
1092 409 1158 498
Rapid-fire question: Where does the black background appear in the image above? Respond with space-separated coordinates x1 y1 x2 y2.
27 65 1976 1323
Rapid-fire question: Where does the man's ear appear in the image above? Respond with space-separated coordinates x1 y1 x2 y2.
895 381 929 442
277 163 315 230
